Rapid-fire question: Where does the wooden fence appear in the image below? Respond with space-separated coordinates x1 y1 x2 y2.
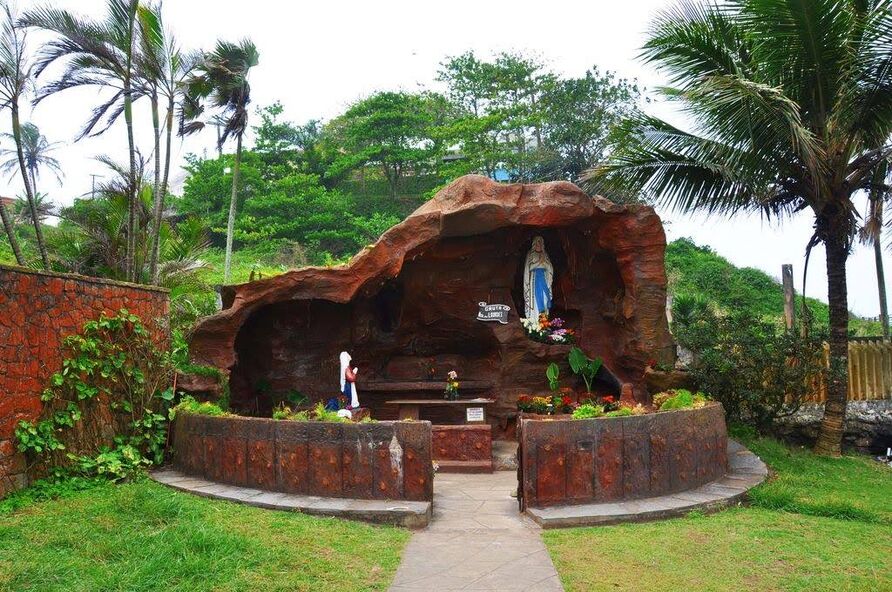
808 341 892 402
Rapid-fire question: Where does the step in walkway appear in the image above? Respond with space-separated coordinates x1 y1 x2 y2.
389 471 563 592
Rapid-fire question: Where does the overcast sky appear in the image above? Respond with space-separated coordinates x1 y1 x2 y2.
8 0 881 316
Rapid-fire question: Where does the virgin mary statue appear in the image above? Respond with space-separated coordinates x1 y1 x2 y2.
339 351 360 409
523 236 553 319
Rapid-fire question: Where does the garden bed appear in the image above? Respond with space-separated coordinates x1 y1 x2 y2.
172 412 433 502
518 403 728 509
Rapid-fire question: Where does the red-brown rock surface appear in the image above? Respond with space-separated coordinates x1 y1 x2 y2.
188 175 674 435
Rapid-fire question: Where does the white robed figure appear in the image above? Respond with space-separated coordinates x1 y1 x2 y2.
523 236 553 319
339 351 360 409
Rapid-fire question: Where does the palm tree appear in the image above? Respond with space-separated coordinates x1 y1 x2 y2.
0 2 48 268
135 2 199 284
183 39 259 283
588 0 892 456
862 162 890 338
11 192 52 224
0 121 63 196
24 0 141 280
56 152 209 292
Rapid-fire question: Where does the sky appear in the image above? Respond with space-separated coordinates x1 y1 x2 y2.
7 0 881 316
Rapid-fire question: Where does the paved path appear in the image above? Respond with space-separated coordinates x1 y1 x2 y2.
389 471 563 592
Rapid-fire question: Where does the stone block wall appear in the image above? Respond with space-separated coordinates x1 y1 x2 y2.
173 413 434 502
518 403 728 509
0 265 169 496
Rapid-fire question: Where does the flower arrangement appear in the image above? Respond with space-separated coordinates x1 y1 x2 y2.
579 394 619 413
517 394 575 415
521 313 575 344
444 370 460 401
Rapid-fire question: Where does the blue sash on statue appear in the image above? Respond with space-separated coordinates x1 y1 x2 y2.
533 267 552 314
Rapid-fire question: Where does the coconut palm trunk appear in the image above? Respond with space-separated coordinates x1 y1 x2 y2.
223 133 242 283
814 225 850 455
11 104 49 269
0 198 24 265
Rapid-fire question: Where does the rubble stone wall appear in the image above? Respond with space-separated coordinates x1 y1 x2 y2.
0 265 169 496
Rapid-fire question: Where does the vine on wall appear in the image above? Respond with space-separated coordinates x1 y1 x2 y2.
15 310 175 480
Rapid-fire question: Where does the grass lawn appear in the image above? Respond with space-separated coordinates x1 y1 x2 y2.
543 436 892 592
0 478 410 592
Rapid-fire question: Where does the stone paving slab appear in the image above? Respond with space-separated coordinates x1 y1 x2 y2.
150 469 431 528
526 440 768 529
390 471 563 592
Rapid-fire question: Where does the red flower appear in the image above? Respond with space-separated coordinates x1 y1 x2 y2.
561 396 573 406
603 395 615 404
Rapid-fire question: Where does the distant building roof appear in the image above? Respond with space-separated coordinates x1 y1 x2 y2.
0 196 14 208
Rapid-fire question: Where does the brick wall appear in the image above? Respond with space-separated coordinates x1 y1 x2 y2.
0 265 169 496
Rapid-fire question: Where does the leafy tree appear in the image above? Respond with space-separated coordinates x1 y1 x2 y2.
175 152 266 244
234 173 397 263
252 102 329 180
24 0 142 279
436 51 639 183
539 68 641 181
182 38 259 284
589 0 892 456
436 51 524 179
326 91 449 196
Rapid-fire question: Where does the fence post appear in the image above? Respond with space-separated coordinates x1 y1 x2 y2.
782 264 795 331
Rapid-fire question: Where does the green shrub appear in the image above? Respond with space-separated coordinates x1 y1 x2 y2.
604 407 633 417
672 304 826 430
172 395 228 417
0 476 105 515
659 389 694 410
657 389 710 411
311 402 351 423
69 445 150 482
572 404 605 419
272 405 292 420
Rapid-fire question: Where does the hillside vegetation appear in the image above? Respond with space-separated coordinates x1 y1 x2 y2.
666 238 879 336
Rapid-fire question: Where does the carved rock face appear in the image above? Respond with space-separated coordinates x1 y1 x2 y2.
188 175 674 436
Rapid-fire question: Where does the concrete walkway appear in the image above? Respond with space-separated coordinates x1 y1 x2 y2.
389 471 563 592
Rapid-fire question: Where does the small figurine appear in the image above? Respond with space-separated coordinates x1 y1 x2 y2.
339 351 360 409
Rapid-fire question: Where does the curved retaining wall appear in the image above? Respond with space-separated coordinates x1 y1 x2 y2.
172 413 433 502
519 403 728 509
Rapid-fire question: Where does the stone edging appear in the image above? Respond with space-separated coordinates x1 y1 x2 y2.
525 439 767 528
0 263 170 294
150 469 432 528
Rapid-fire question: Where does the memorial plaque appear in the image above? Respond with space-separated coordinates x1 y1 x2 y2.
476 302 510 324
466 407 485 423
